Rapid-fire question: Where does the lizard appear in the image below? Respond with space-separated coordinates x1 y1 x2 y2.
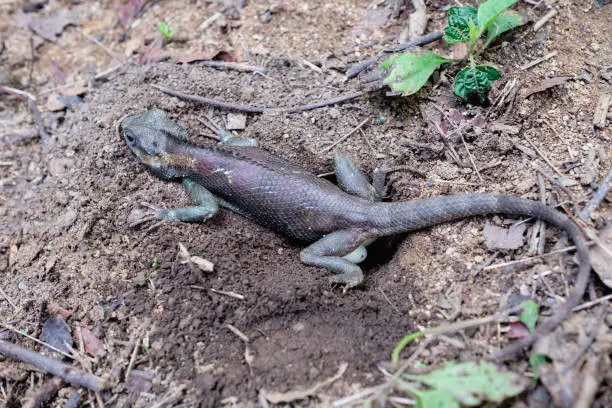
122 108 591 361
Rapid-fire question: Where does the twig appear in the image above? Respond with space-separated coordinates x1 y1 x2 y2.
561 302 607 372
579 165 612 220
483 244 591 271
378 287 401 314
77 28 121 61
318 118 370 154
533 9 558 31
460 133 484 183
225 324 249 343
520 51 558 71
28 99 50 151
209 288 245 300
191 60 265 73
0 322 75 360
152 84 367 114
124 334 141 382
0 85 36 100
544 119 574 159
345 31 443 78
0 340 108 392
522 133 564 177
0 286 17 310
38 63 124 96
149 385 186 408
572 294 612 313
427 115 464 167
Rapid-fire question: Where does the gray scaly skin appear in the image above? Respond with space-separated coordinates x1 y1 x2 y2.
122 109 591 361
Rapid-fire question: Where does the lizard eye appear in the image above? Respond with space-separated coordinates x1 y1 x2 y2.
124 130 135 144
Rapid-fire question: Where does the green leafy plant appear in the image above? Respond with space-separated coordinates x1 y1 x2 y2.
519 299 539 332
401 361 528 407
157 21 174 43
151 256 160 268
380 0 528 104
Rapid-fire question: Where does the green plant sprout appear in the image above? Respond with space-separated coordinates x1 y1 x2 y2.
381 0 528 104
157 21 174 43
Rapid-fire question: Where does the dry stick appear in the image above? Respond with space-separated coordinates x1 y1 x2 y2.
459 133 484 183
533 8 558 31
124 334 141 382
545 119 574 159
0 287 17 310
522 134 564 177
0 322 75 360
0 340 108 392
579 165 612 220
192 60 265 73
520 50 558 70
152 84 367 114
482 243 591 271
427 115 464 167
561 302 608 372
345 31 443 78
318 118 370 154
573 294 612 313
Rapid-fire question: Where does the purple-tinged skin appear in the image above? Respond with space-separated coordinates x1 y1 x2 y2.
122 109 591 361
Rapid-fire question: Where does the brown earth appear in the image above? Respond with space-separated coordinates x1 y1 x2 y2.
1 0 611 407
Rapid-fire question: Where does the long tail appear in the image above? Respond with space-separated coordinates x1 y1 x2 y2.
370 194 590 361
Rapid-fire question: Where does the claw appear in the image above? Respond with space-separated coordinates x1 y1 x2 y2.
127 203 168 228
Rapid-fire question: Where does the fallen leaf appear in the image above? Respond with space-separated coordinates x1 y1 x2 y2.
41 315 73 355
28 9 80 42
117 0 148 29
590 224 612 289
49 60 67 85
46 302 72 319
521 76 573 98
75 327 106 357
506 321 530 339
176 50 236 64
483 222 527 250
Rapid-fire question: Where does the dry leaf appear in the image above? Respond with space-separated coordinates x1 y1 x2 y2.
28 9 80 42
590 224 612 289
521 76 573 98
483 223 527 250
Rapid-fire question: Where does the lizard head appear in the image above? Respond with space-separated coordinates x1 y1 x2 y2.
122 109 193 180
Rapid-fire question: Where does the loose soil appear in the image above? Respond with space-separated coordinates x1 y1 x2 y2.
1 0 611 407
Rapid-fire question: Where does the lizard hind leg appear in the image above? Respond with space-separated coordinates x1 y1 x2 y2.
333 154 381 201
300 229 376 291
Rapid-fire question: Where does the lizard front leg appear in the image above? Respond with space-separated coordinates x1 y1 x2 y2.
128 178 218 228
300 229 376 291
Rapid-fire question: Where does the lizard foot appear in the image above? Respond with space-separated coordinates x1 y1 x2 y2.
329 269 364 293
127 203 172 231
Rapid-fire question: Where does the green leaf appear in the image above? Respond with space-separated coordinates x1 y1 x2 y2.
403 361 528 406
157 21 174 41
413 389 459 408
487 10 529 43
382 49 449 95
443 6 478 44
520 300 539 332
529 353 549 381
392 331 425 363
477 0 518 36
453 65 501 104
